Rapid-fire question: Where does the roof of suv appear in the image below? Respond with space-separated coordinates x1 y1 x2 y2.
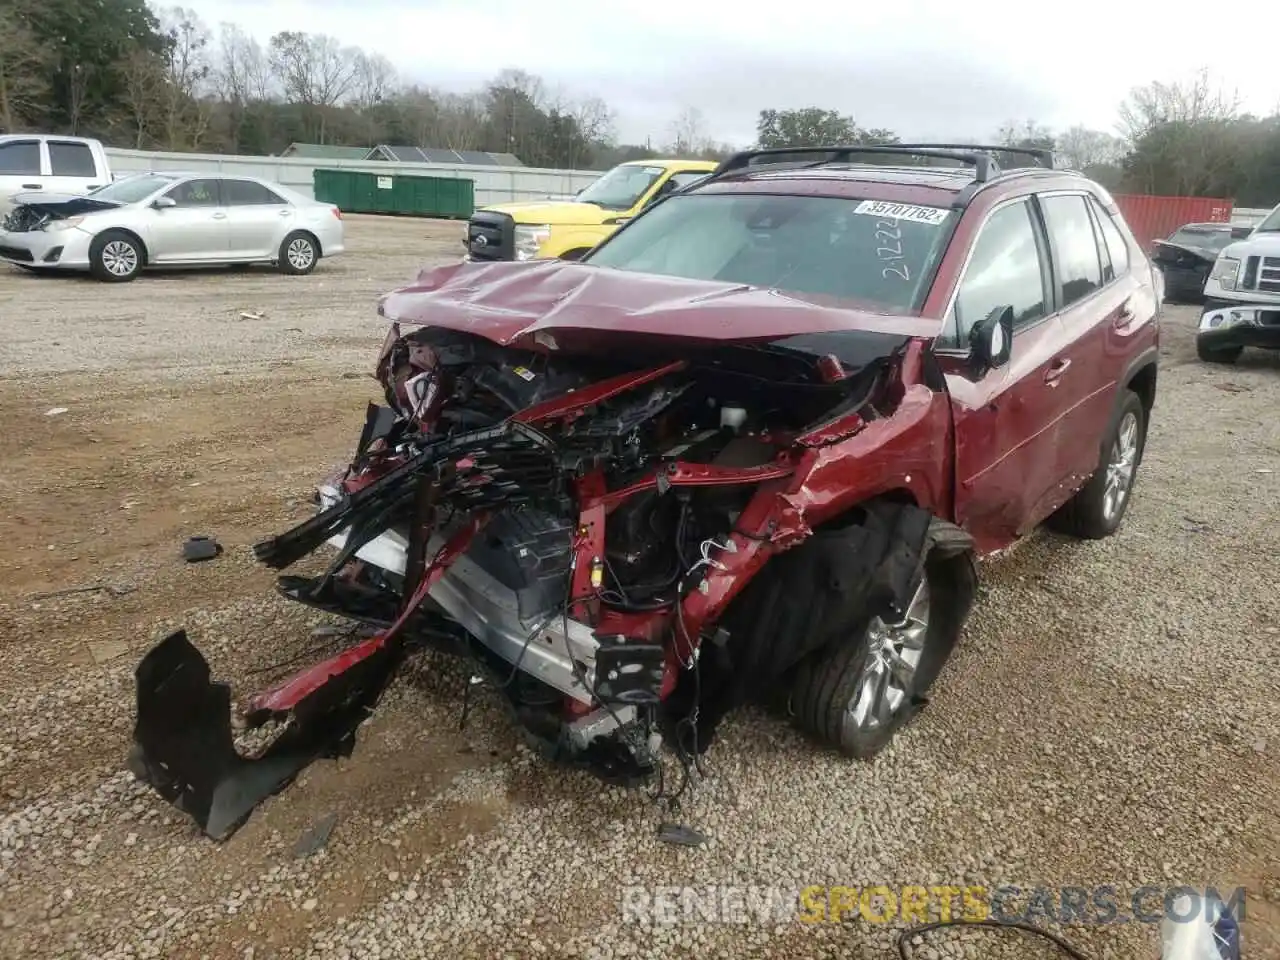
688 144 1092 210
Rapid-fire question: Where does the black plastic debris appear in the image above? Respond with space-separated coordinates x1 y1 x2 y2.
657 822 707 847
293 812 338 858
182 535 222 563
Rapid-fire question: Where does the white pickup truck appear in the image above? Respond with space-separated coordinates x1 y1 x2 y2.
0 135 113 216
1197 201 1280 363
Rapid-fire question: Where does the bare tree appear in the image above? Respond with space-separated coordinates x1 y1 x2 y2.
1056 126 1123 171
1117 68 1240 142
156 7 214 150
117 46 165 148
0 4 52 133
1117 69 1242 195
996 118 1055 149
667 106 709 155
436 92 486 151
66 62 95 135
268 31 360 141
350 51 397 144
352 52 397 110
218 23 273 104
573 95 616 146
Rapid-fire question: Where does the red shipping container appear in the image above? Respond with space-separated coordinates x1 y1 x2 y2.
1112 194 1234 252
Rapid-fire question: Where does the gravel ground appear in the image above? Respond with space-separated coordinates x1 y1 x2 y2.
1 216 1277 960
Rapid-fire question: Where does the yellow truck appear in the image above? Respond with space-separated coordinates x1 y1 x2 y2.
464 158 719 262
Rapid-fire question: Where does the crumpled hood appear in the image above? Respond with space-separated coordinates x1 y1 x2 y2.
1151 239 1222 263
7 191 121 217
477 200 612 226
378 259 939 352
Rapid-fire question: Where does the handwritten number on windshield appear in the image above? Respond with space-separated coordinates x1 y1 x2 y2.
875 218 911 282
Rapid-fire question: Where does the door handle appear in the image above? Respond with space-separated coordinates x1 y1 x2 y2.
1044 358 1071 385
21 183 42 190
212 212 227 220
278 210 291 217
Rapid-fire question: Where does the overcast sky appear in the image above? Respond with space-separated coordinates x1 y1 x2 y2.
181 0 1280 147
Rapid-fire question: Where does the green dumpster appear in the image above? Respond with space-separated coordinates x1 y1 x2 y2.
313 169 475 219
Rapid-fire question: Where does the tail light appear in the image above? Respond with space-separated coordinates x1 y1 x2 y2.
330 206 343 220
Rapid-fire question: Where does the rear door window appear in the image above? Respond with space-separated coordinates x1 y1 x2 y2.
223 179 286 205
1040 194 1104 307
1089 198 1129 279
0 140 42 175
48 141 97 177
951 199 1049 343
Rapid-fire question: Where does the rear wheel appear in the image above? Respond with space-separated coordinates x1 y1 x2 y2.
1047 389 1146 540
278 232 318 275
1196 340 1242 364
89 231 143 282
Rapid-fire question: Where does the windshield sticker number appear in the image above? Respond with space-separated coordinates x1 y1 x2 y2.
874 217 911 282
853 200 948 226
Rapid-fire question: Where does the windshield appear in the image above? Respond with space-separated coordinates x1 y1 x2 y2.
575 165 665 211
1255 206 1280 233
1168 226 1237 252
584 193 956 312
89 174 176 204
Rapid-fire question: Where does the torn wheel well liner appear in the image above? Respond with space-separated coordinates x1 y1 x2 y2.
667 499 974 748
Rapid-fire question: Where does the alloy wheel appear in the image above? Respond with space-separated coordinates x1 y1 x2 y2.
287 238 315 271
1102 411 1139 522
847 577 930 732
102 240 139 277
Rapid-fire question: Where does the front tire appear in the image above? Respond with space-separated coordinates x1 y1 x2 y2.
1196 340 1242 364
790 520 977 759
89 231 143 283
1048 389 1146 540
278 232 318 275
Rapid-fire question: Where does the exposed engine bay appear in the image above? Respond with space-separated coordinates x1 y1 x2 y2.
3 194 119 233
129 318 940 840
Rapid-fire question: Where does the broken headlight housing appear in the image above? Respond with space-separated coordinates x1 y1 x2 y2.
514 224 552 260
1210 256 1241 290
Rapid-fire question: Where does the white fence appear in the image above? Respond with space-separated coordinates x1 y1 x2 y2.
104 148 602 209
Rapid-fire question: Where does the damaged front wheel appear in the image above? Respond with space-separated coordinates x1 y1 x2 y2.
791 520 976 760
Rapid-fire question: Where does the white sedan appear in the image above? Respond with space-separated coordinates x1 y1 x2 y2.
0 172 345 282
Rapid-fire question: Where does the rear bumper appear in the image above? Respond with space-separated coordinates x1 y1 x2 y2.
0 227 92 269
1197 301 1280 351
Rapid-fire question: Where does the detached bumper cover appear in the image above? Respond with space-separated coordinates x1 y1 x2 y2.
1198 302 1280 351
129 629 401 840
127 417 555 840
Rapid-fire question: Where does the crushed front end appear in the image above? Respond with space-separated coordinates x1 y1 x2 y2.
131 303 935 839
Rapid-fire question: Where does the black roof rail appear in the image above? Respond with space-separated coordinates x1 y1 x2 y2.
890 142 1055 169
707 144 999 185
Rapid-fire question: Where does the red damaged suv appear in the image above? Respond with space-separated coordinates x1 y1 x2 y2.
129 145 1160 839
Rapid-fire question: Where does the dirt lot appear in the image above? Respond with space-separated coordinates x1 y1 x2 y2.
1 215 1278 960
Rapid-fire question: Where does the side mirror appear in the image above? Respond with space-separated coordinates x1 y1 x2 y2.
153 196 176 209
968 305 1014 372
644 181 677 208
